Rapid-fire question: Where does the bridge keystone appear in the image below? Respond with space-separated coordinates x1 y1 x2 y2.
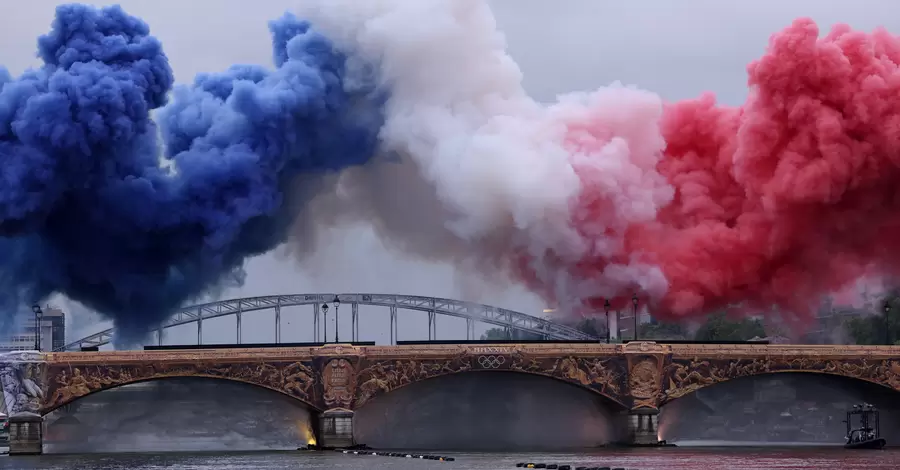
621 342 670 411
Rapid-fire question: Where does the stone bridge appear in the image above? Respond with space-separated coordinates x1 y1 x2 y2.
3 342 900 453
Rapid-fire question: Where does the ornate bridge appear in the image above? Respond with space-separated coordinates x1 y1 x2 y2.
57 293 597 351
4 342 900 453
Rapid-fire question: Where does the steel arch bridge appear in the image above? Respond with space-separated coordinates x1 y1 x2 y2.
56 293 598 351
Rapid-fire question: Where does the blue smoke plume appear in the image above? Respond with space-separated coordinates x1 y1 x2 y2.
0 4 382 341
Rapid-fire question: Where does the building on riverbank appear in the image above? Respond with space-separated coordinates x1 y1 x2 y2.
0 307 66 352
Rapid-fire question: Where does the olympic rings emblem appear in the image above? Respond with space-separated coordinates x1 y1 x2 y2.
477 355 507 369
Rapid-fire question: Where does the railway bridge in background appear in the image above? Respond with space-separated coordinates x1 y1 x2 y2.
56 293 599 351
4 342 900 454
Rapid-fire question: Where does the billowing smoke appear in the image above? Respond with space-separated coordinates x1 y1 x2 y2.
0 4 381 339
3 1 899 338
291 1 900 325
290 0 673 315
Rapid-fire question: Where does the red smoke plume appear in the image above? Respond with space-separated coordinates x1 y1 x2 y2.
533 19 900 325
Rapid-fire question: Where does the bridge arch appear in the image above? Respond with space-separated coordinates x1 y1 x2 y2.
358 368 628 410
42 376 318 453
353 369 624 449
41 361 321 415
658 369 900 444
59 293 596 351
660 358 900 406
352 354 630 410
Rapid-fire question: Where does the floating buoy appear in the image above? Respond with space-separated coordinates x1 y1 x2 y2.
335 449 455 462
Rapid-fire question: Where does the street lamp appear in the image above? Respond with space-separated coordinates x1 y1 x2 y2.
604 299 611 343
632 293 639 341
31 304 43 351
884 302 892 345
321 302 329 343
334 295 341 343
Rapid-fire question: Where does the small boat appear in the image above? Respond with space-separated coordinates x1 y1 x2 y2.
844 403 887 450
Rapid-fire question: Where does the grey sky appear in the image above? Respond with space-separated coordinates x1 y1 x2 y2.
2 0 899 347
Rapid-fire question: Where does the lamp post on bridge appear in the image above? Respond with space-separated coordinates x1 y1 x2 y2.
632 293 639 341
604 299 611 344
321 302 329 344
885 301 892 345
334 295 340 343
31 304 43 351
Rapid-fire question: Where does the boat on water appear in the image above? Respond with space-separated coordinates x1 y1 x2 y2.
844 403 886 450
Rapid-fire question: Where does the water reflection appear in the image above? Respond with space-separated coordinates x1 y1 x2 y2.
4 448 900 470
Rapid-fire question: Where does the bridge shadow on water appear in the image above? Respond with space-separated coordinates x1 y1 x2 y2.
660 373 900 446
43 378 315 453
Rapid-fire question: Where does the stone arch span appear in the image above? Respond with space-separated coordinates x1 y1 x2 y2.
659 355 900 406
657 370 900 444
42 376 320 454
41 361 322 415
353 369 624 450
351 353 630 410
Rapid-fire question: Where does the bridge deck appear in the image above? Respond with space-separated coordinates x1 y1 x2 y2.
0 341 894 425
45 342 900 364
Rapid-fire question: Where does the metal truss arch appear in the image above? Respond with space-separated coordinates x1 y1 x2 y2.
57 293 597 351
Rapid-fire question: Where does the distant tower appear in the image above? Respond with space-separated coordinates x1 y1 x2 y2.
43 307 66 351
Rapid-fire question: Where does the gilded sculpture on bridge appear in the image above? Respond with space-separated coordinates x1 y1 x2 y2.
284 362 316 399
508 350 627 398
352 348 628 408
43 358 319 412
555 356 623 397
354 352 473 407
628 357 662 409
32 343 900 416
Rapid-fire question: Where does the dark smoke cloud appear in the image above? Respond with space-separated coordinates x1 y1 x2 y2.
0 4 382 340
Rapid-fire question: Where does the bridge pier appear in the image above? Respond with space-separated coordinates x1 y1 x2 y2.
8 412 43 455
0 351 45 455
319 409 355 449
618 409 660 446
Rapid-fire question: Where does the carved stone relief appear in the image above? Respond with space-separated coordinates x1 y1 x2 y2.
628 356 661 409
0 351 45 415
43 359 318 412
322 358 356 408
31 343 900 417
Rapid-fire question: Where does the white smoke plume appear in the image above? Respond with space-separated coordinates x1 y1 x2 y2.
290 0 672 313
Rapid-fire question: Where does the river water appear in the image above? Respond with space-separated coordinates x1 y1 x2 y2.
3 448 900 470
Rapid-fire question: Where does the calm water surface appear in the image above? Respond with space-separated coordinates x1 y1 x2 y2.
3 448 900 470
